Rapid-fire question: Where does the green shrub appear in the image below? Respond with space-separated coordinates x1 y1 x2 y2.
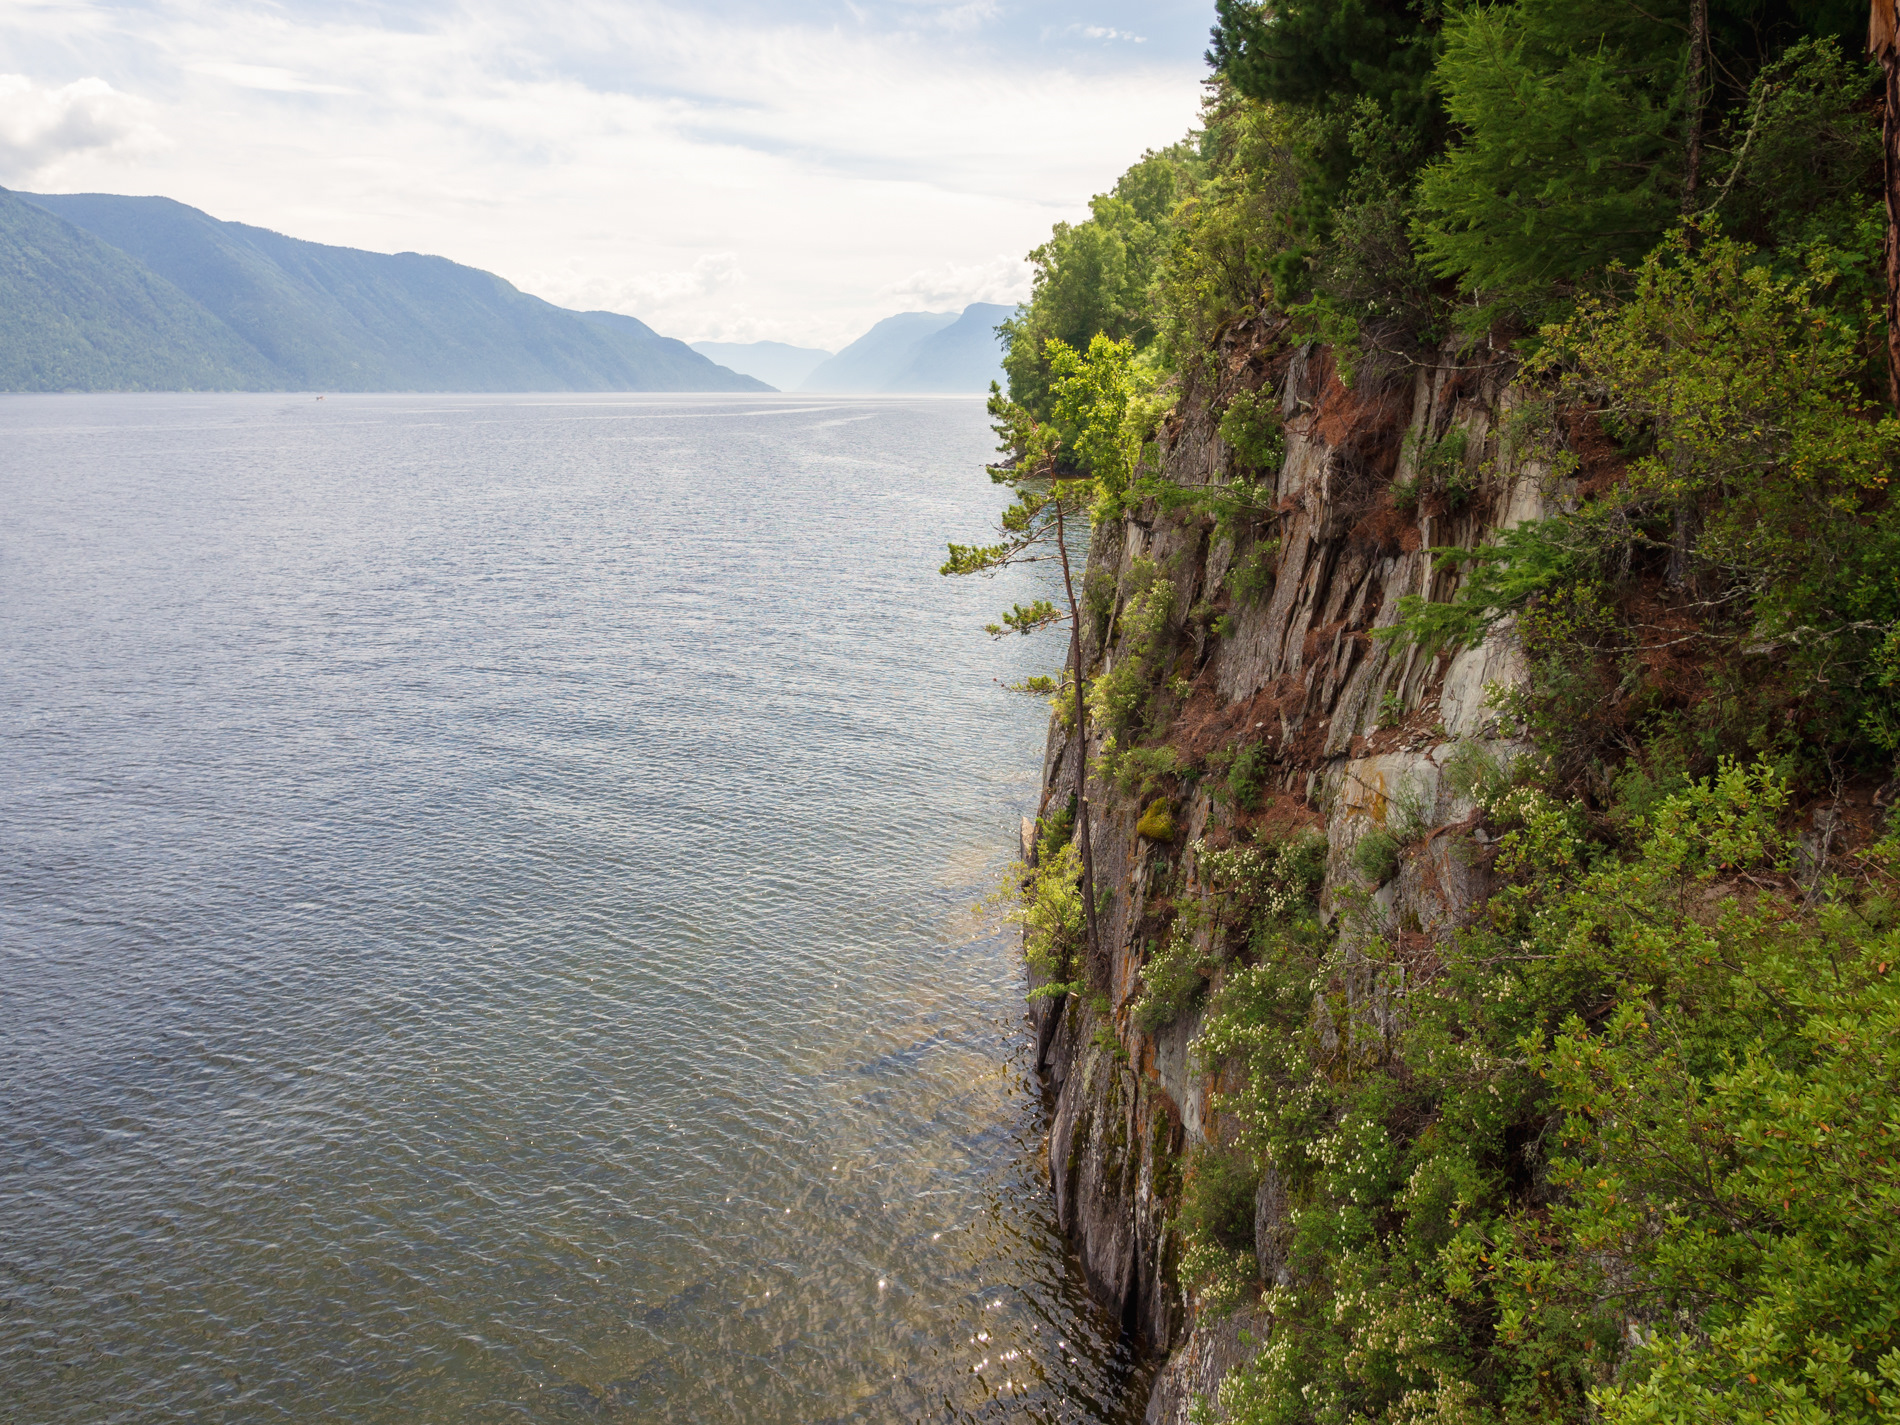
1226 538 1279 607
1415 425 1473 509
1088 559 1178 744
1135 914 1209 1032
1443 737 1513 810
1174 1146 1261 1318
1377 513 1587 657
1218 386 1285 474
1352 826 1401 884
1196 831 1329 924
1209 741 1273 811
1034 802 1074 865
1019 837 1082 988
1112 743 1182 799
1149 87 1299 373
1090 1020 1131 1063
1200 760 1900 1425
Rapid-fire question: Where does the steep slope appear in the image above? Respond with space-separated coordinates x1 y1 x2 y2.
16 191 766 392
1020 315 1898 1423
884 302 1009 393
1019 328 1552 1415
796 310 957 391
0 187 276 391
995 16 1900 1423
688 339 832 391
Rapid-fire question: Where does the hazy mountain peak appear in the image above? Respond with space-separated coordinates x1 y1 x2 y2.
798 304 1007 394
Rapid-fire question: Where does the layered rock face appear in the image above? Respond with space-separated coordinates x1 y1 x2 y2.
1026 331 1559 1420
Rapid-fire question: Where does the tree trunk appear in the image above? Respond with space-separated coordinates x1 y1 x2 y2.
1666 0 1712 589
1876 1 1900 408
1052 499 1102 988
1665 485 1701 590
1682 0 1708 213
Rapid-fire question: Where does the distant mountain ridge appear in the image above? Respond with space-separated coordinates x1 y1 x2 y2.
885 303 1012 393
795 304 1008 393
0 187 766 393
798 311 957 392
689 339 832 391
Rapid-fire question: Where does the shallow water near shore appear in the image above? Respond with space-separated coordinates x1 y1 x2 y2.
0 392 1151 1423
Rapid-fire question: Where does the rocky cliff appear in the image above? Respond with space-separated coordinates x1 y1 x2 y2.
1025 325 1560 1421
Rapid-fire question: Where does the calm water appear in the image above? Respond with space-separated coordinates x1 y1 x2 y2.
0 394 1146 1423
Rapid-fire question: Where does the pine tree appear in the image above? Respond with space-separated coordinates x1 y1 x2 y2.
942 390 1106 989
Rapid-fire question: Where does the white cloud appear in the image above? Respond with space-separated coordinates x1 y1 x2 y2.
0 2 1203 345
530 251 745 315
0 74 167 183
927 0 1004 31
878 255 1030 309
1078 25 1147 42
188 63 352 95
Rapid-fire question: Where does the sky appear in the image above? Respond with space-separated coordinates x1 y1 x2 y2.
0 1 1213 349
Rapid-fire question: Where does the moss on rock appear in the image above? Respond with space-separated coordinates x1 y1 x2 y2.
1137 799 1175 842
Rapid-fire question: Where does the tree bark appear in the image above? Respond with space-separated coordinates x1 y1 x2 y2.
1052 498 1102 989
1666 0 1712 589
1875 0 1900 408
1682 0 1708 212
1664 486 1701 590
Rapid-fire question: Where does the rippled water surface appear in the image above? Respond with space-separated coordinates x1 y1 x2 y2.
0 393 1147 1423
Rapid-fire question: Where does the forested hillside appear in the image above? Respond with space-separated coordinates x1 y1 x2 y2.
967 2 1900 1419
2 190 766 393
0 188 279 391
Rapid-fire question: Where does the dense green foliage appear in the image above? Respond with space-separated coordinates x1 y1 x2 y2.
976 1 1900 1420
1001 148 1198 415
1383 223 1900 776
0 187 280 391
999 1 1876 401
1193 764 1900 1423
1019 806 1085 995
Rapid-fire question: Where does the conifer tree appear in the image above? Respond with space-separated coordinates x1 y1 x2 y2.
942 392 1105 986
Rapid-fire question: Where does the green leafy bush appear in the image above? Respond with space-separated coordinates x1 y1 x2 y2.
1151 86 1300 373
1351 826 1401 885
1197 832 1329 925
1088 560 1178 744
1175 1145 1261 1317
1001 145 1198 417
1018 808 1081 991
1113 744 1183 799
1219 386 1285 474
1226 539 1279 608
1134 830 1327 1034
1415 0 1691 303
1201 761 1900 1425
1209 741 1274 811
1137 913 1211 1033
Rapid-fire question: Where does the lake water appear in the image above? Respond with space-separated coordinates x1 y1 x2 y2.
0 394 1148 1423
